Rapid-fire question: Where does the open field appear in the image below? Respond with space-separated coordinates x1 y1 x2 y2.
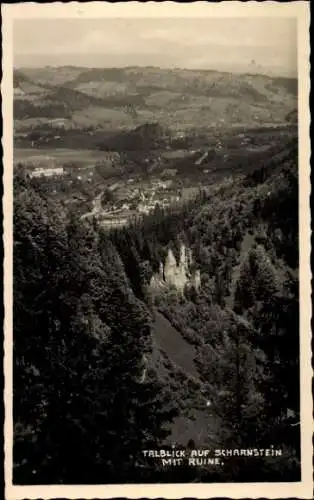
14 147 109 167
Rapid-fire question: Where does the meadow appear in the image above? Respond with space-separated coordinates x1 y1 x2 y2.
14 147 108 167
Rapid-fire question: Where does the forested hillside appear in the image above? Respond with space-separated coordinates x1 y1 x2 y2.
13 136 300 483
109 137 300 481
13 167 178 484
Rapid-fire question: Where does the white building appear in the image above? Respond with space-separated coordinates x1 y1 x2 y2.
30 166 64 178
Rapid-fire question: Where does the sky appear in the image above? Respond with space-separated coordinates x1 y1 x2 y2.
14 18 297 76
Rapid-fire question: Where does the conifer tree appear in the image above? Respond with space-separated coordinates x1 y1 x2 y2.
13 172 177 484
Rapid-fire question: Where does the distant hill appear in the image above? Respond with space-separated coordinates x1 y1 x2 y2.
286 109 298 124
46 86 107 110
14 66 298 132
14 85 113 120
63 67 133 88
14 98 72 120
13 69 32 88
13 69 49 96
98 122 172 151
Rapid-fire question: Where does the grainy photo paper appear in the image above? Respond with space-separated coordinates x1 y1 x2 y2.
2 2 312 499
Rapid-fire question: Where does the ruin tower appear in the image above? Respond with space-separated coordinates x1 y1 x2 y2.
187 248 193 268
179 244 186 270
159 261 164 281
164 248 178 286
149 244 200 296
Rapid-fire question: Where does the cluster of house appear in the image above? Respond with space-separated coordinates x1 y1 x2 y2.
134 181 181 214
99 214 131 229
137 192 181 215
93 179 183 229
102 180 181 217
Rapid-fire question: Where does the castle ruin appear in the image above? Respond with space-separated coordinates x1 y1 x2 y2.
149 243 201 295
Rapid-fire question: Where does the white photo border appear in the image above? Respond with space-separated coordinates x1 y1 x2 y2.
2 2 312 499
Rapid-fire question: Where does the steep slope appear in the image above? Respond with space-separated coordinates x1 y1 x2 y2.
151 312 222 449
111 135 300 480
13 168 178 484
153 311 198 378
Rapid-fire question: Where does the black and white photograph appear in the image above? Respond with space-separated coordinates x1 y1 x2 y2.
3 2 312 498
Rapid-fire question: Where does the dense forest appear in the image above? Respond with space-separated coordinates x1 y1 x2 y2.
13 136 300 484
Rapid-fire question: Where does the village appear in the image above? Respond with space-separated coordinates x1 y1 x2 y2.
83 177 183 228
17 151 190 228
14 130 272 231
